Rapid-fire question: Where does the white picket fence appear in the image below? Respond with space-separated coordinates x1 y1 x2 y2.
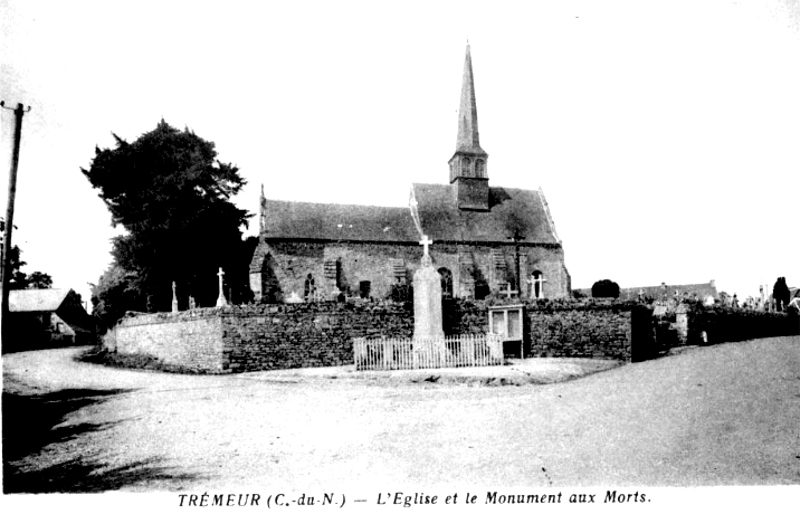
353 333 504 371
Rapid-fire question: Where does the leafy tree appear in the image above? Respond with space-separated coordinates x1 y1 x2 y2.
591 279 620 299
5 245 53 290
90 264 144 331
26 271 53 289
773 277 790 312
572 289 587 299
82 120 252 326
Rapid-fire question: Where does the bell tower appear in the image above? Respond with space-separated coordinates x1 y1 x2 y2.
448 43 490 211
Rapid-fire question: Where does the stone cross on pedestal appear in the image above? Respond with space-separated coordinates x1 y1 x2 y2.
171 281 179 313
216 267 228 307
419 234 433 266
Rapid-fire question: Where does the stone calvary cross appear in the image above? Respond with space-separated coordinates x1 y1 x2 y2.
419 234 433 266
216 267 228 307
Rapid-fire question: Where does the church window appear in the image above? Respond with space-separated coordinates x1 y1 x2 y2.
461 157 471 176
531 271 545 299
359 281 371 299
304 274 316 302
438 267 453 298
476 159 485 177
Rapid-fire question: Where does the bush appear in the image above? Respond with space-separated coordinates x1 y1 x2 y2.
591 279 620 299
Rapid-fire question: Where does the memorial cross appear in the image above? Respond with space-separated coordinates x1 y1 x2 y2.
419 234 433 266
216 267 228 307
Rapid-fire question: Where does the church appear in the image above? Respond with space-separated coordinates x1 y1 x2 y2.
249 45 571 302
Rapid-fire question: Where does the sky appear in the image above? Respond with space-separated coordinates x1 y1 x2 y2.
1 0 799 309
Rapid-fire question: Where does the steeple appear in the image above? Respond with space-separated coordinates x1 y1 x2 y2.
449 43 490 211
455 43 484 155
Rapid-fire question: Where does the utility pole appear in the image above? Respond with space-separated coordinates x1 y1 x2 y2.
1 101 31 345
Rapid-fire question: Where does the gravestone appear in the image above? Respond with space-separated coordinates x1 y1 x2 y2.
675 303 688 344
171 281 179 313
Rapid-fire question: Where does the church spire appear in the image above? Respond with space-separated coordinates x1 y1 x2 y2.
448 43 490 211
456 43 484 154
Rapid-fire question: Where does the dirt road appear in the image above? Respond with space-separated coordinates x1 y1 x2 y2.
3 337 799 492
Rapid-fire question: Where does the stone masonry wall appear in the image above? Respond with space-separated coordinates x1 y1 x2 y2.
108 310 226 372
444 299 644 361
526 305 632 361
219 302 414 372
107 299 649 373
257 240 570 302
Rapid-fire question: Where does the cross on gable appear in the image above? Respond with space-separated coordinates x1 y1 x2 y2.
503 282 518 299
217 267 225 279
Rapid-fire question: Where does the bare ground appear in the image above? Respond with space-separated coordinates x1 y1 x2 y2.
2 337 800 493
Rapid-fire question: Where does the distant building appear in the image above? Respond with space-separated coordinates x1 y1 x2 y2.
249 45 571 302
576 280 719 304
6 289 95 351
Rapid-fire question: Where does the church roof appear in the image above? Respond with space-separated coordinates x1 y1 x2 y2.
263 183 560 246
263 199 418 242
412 183 560 244
9 288 72 313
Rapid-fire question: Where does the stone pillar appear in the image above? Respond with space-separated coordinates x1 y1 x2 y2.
413 236 445 367
413 264 444 340
675 303 689 344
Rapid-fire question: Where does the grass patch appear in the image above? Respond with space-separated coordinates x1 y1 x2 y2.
77 347 220 375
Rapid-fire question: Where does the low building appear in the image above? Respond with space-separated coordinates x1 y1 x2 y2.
6 288 95 351
575 280 719 304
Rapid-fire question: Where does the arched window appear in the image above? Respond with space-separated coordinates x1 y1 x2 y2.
531 271 545 299
303 273 316 302
461 157 472 176
475 159 485 177
438 267 453 298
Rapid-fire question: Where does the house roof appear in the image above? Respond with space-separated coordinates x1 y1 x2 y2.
263 183 560 246
9 288 72 313
411 183 559 244
618 282 719 300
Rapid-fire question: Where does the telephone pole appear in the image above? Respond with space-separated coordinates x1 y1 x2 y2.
1 101 31 345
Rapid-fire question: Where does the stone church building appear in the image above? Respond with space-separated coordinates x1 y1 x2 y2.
249 45 571 302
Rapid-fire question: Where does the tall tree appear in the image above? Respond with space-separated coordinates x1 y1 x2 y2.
82 120 252 325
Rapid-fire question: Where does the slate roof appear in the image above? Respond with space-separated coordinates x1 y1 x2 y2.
263 199 418 242
263 184 560 245
9 289 72 312
412 183 559 244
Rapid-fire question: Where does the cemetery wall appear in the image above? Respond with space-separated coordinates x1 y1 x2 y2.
444 299 651 362
108 310 226 372
684 305 799 345
219 302 414 372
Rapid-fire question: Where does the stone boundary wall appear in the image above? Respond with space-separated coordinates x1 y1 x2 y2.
684 305 799 346
219 302 414 372
445 299 652 362
105 303 415 373
107 310 226 372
